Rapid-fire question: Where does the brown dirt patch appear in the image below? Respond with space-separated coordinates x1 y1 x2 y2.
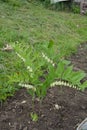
0 43 87 130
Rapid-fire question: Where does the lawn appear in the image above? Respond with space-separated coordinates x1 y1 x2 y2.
0 0 87 55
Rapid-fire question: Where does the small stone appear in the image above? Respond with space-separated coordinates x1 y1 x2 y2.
9 122 11 126
21 100 27 104
28 121 30 124
54 104 61 110
41 114 45 117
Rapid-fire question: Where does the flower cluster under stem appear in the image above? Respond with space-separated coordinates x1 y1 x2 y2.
16 52 25 62
27 66 33 73
19 83 36 91
50 80 78 89
16 52 33 74
42 52 55 67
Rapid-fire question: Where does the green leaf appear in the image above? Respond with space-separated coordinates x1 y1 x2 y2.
69 71 86 85
56 62 65 79
79 81 87 91
48 40 54 48
62 65 73 80
62 60 71 65
30 112 38 122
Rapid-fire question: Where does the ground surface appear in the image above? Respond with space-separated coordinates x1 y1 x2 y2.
0 43 87 130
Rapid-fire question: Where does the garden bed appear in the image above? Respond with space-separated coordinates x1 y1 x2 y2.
0 43 87 130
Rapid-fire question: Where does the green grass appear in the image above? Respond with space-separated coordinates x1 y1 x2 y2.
0 0 87 101
0 1 87 54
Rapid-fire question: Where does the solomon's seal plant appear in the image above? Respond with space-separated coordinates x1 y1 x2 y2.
5 41 87 121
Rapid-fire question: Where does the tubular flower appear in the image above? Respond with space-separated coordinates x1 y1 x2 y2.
16 52 33 75
19 83 36 91
50 80 78 89
16 52 25 62
27 66 33 73
42 52 55 67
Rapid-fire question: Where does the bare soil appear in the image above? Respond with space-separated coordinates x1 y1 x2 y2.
0 43 87 130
